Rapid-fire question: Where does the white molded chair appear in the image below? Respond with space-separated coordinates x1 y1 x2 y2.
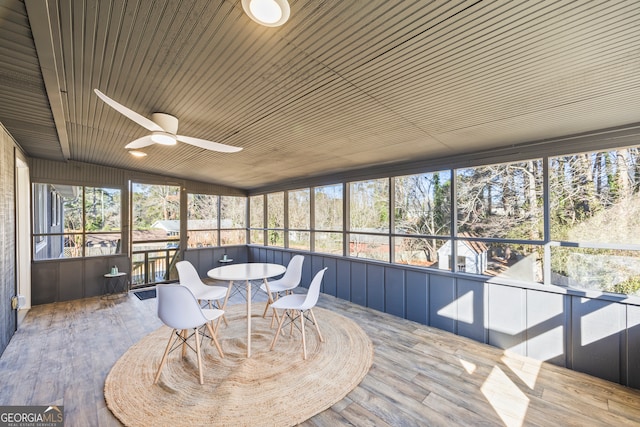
154 284 225 385
261 255 305 320
270 268 327 360
176 260 228 327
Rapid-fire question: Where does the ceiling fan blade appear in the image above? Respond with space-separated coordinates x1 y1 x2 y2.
125 135 155 149
177 135 243 153
94 89 164 132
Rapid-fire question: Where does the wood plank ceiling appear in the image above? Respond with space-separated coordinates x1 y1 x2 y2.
1 0 639 190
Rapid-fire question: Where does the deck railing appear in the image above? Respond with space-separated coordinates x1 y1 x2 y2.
131 244 180 287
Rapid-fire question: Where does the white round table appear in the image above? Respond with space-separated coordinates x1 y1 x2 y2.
207 263 286 357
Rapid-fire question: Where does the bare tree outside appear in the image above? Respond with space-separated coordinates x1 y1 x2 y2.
394 171 451 266
289 189 310 250
314 184 343 254
267 192 284 246
349 179 389 261
549 148 640 295
249 195 265 244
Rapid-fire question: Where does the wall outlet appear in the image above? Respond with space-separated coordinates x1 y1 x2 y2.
10 295 26 310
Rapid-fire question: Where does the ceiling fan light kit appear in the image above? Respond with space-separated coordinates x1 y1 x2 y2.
129 150 147 157
242 0 290 27
150 132 177 145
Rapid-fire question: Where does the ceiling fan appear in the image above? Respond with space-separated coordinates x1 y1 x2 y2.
94 89 242 153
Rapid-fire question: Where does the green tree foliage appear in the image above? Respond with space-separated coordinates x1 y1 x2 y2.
132 183 180 230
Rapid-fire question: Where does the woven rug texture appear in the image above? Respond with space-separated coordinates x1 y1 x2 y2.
104 304 373 426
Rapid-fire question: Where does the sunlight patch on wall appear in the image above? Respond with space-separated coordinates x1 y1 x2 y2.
580 301 622 347
437 291 474 324
525 325 564 362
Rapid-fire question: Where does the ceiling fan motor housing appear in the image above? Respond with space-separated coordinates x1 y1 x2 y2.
151 113 179 134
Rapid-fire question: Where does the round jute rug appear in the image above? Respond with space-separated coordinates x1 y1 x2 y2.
104 304 373 427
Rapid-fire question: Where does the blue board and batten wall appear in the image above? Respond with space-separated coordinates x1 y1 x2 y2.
30 243 640 389
244 246 640 390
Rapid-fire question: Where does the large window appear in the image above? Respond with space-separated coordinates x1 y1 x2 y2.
549 148 640 295
349 178 389 261
454 161 544 281
33 184 121 260
249 195 265 245
267 192 284 247
314 184 343 255
220 195 246 245
187 193 218 247
247 144 640 297
394 171 451 268
456 161 543 240
288 189 310 250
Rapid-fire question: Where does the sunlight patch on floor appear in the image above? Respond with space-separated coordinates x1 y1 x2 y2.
458 357 477 374
502 355 541 390
481 366 530 427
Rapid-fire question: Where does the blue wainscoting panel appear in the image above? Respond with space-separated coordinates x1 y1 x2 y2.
311 255 325 290
627 304 640 388
336 259 351 301
85 258 109 297
32 263 58 305
322 257 338 297
406 270 428 325
456 278 486 343
526 289 567 366
488 284 526 355
385 267 405 318
571 296 623 383
272 250 284 266
367 264 385 311
429 274 456 333
59 260 84 301
351 262 367 307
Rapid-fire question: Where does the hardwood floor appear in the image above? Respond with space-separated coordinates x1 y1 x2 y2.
1 286 640 426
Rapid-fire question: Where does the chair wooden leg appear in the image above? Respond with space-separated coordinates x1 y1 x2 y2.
309 308 324 342
270 306 281 329
181 329 188 357
217 299 229 326
194 327 204 385
154 328 178 384
217 281 233 330
290 309 295 335
270 309 285 350
300 310 307 360
206 321 224 358
262 296 271 318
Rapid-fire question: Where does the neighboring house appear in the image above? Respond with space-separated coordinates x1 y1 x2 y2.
150 220 181 236
438 238 489 274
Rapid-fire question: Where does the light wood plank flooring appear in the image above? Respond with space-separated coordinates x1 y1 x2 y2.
1 287 640 426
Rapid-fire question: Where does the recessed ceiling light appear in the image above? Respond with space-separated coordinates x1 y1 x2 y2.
129 150 147 157
242 0 290 27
